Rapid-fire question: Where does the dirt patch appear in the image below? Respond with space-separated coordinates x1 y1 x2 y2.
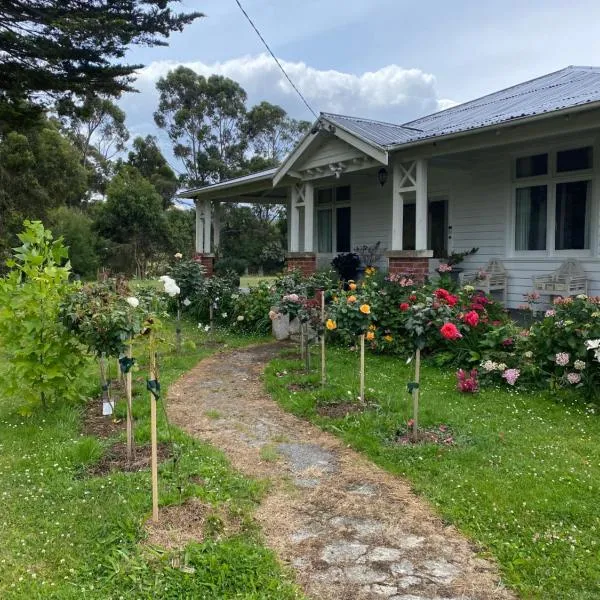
87 441 172 475
82 397 126 438
316 402 369 418
144 498 243 550
288 382 320 392
167 343 516 600
395 425 455 446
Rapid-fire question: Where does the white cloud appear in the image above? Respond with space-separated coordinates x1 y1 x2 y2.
129 53 452 124
120 54 455 171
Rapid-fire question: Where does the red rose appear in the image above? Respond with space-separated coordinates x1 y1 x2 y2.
399 302 410 312
409 294 417 302
463 310 479 327
434 288 450 299
446 294 458 307
440 322 462 340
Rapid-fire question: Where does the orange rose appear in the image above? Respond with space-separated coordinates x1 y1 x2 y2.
349 282 357 291
366 331 375 341
359 304 371 314
347 295 357 303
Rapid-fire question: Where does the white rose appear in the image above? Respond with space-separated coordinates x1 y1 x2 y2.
174 252 183 259
221 312 228 318
126 297 139 308
237 315 244 321
183 298 191 307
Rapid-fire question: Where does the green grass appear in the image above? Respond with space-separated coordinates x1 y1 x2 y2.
0 321 302 599
239 275 277 288
265 346 600 600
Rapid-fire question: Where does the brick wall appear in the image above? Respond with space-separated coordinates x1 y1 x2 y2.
193 253 214 277
388 257 429 283
286 253 316 276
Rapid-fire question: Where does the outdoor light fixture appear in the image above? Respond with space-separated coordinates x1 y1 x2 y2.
377 167 388 187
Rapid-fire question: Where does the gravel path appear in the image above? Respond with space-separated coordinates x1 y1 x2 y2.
167 343 515 600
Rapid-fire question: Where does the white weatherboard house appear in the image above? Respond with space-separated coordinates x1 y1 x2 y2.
181 66 600 307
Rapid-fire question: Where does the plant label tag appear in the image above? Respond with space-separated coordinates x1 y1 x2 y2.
102 400 114 416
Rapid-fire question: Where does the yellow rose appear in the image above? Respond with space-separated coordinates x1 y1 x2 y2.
326 319 337 331
366 331 375 341
347 295 357 303
359 304 371 314
349 282 357 291
384 334 393 342
368 324 376 331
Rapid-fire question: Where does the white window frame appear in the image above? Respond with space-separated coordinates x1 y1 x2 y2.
315 184 351 254
509 140 598 258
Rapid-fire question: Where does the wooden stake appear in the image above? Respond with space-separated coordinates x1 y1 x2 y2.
175 305 181 354
149 334 159 522
412 348 421 442
300 323 305 361
359 334 365 403
125 339 134 462
320 292 326 386
209 304 214 334
305 323 311 373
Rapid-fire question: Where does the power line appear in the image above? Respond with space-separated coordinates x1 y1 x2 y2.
233 0 319 120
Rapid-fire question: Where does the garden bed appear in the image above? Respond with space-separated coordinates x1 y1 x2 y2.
86 441 172 475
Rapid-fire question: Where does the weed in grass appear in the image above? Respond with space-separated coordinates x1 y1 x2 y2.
204 409 222 419
259 444 280 462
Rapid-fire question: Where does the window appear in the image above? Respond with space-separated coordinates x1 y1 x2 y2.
555 181 589 250
316 186 351 253
513 146 594 254
515 186 547 251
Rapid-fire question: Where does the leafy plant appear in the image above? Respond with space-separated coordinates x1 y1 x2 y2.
0 221 86 409
354 241 384 267
331 252 360 281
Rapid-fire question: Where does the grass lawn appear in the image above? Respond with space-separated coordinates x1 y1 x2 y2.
265 346 600 600
239 275 277 288
0 322 302 599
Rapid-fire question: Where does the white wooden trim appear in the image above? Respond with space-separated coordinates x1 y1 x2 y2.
194 201 203 253
391 157 403 250
329 122 389 165
289 185 300 252
202 199 211 254
213 201 221 250
304 182 315 252
273 127 317 186
415 159 428 250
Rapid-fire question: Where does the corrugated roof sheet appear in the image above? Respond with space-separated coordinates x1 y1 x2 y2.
178 167 277 197
323 66 600 148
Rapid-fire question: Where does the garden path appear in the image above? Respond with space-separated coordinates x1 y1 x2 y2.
167 343 514 600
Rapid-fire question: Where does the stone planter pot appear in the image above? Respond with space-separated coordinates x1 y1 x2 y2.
271 311 290 341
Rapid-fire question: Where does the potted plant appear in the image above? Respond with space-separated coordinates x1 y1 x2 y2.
331 252 361 282
437 247 478 283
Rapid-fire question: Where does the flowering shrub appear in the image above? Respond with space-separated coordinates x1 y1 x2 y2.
456 369 479 393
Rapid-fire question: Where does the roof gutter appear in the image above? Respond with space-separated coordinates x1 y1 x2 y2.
386 100 600 153
178 169 276 199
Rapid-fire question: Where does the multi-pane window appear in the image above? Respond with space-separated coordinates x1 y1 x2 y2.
513 147 593 253
317 185 351 253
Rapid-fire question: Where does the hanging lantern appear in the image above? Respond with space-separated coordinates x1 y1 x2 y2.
377 167 388 187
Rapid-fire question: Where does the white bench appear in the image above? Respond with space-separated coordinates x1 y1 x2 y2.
460 259 508 303
532 259 588 299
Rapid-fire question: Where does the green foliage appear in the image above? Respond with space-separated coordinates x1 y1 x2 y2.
0 1 203 119
0 221 86 409
60 280 144 358
47 206 101 278
96 165 166 277
331 252 360 281
127 135 179 207
164 209 195 257
232 281 275 334
215 256 249 276
167 258 205 304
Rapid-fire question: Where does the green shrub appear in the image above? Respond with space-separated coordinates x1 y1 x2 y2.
215 257 248 276
0 221 87 409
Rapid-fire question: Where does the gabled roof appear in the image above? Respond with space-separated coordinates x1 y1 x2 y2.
178 167 277 198
323 66 600 149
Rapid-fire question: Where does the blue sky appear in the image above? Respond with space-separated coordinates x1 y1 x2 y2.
121 0 600 177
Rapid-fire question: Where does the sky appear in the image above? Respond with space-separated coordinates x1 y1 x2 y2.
120 0 600 178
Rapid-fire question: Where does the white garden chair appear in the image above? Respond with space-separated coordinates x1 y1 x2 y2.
532 259 588 299
460 259 508 303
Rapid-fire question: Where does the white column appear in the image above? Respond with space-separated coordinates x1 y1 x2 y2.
202 199 212 254
289 186 300 252
415 158 428 250
303 181 314 253
195 200 203 253
391 158 404 250
213 201 221 251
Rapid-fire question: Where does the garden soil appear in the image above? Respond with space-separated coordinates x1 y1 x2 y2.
167 343 515 600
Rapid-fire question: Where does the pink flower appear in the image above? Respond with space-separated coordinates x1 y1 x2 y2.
440 322 462 340
456 369 479 393
399 302 410 312
437 263 452 273
555 352 570 367
463 310 479 328
544 309 556 318
566 372 581 385
502 368 520 386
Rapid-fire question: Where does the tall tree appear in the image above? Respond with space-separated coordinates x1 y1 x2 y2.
245 101 311 164
95 165 166 277
127 135 178 207
0 1 203 122
154 68 248 186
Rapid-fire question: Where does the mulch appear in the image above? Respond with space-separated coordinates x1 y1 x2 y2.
86 441 172 476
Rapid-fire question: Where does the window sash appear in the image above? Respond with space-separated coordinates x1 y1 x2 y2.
555 180 590 250
317 208 332 253
515 185 548 251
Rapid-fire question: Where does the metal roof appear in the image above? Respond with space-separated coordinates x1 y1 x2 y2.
323 66 600 149
178 167 277 198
